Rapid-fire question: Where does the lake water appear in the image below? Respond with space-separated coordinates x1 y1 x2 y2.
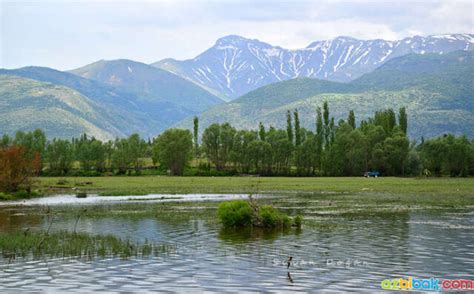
1 193 473 292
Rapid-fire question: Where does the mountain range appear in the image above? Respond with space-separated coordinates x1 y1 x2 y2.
153 34 473 99
176 50 474 139
0 33 473 140
0 60 223 140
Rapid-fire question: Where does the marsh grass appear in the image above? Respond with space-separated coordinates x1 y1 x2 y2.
0 231 176 261
36 176 474 198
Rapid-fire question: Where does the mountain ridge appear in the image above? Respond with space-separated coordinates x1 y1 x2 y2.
153 33 474 99
0 60 225 139
175 50 474 139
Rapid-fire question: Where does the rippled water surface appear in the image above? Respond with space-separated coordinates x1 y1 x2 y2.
1 193 473 292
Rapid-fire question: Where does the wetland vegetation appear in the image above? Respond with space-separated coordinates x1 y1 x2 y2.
0 104 473 291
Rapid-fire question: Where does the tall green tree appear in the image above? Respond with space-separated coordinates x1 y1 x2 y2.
247 140 272 174
231 130 258 173
153 129 193 175
399 107 408 135
323 101 330 145
45 139 74 175
348 110 356 129
383 130 410 175
193 116 199 157
286 110 293 144
294 109 301 146
14 129 46 162
202 123 236 170
259 122 266 141
112 134 146 174
0 134 11 149
266 129 293 175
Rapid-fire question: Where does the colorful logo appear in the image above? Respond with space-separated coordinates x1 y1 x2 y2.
381 277 473 291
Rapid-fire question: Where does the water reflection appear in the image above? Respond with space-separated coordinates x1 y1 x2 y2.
218 226 297 243
0 194 473 292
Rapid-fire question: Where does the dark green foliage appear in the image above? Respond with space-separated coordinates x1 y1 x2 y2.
202 123 236 170
259 205 291 228
348 110 356 129
398 107 408 135
14 129 46 160
45 138 74 175
217 200 296 229
112 134 147 174
193 117 199 157
0 134 11 149
258 122 265 141
294 109 301 146
323 101 330 146
230 130 258 173
294 215 303 228
74 134 107 172
217 200 253 227
3 100 472 178
286 110 293 144
247 140 272 174
153 129 193 175
420 134 471 177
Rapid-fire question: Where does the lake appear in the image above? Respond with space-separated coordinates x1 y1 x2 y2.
1 193 473 292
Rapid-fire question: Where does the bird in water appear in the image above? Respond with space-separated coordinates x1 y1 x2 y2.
287 256 293 269
287 272 294 283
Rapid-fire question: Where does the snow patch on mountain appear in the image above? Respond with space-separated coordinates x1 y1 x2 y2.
152 34 474 99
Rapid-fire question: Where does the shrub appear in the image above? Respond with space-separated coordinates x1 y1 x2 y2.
218 200 298 229
0 145 40 193
217 200 253 227
260 205 291 228
0 192 13 201
294 215 303 228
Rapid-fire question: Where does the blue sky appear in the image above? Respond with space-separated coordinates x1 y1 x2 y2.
1 0 473 70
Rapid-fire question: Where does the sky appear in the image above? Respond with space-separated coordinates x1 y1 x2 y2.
1 0 473 70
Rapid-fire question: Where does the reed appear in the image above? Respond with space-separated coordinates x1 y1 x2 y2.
0 230 176 261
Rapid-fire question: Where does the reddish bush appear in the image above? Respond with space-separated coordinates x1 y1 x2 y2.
0 146 40 193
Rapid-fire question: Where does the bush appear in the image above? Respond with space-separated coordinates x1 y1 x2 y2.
0 192 13 201
260 205 290 228
217 200 253 227
294 215 303 228
0 145 40 193
183 167 237 177
0 190 40 201
218 200 298 229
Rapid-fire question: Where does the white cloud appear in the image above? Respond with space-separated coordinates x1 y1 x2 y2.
0 0 472 69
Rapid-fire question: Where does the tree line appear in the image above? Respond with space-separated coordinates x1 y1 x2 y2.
1 103 473 187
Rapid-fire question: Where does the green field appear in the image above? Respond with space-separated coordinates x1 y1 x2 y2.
37 176 474 199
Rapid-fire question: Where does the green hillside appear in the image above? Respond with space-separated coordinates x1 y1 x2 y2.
353 51 473 108
176 51 474 139
0 62 225 138
0 75 121 140
69 59 223 112
0 67 166 137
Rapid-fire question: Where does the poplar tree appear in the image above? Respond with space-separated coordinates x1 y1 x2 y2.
398 107 408 135
259 122 266 141
348 110 356 129
286 110 293 144
193 116 199 156
294 109 301 146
